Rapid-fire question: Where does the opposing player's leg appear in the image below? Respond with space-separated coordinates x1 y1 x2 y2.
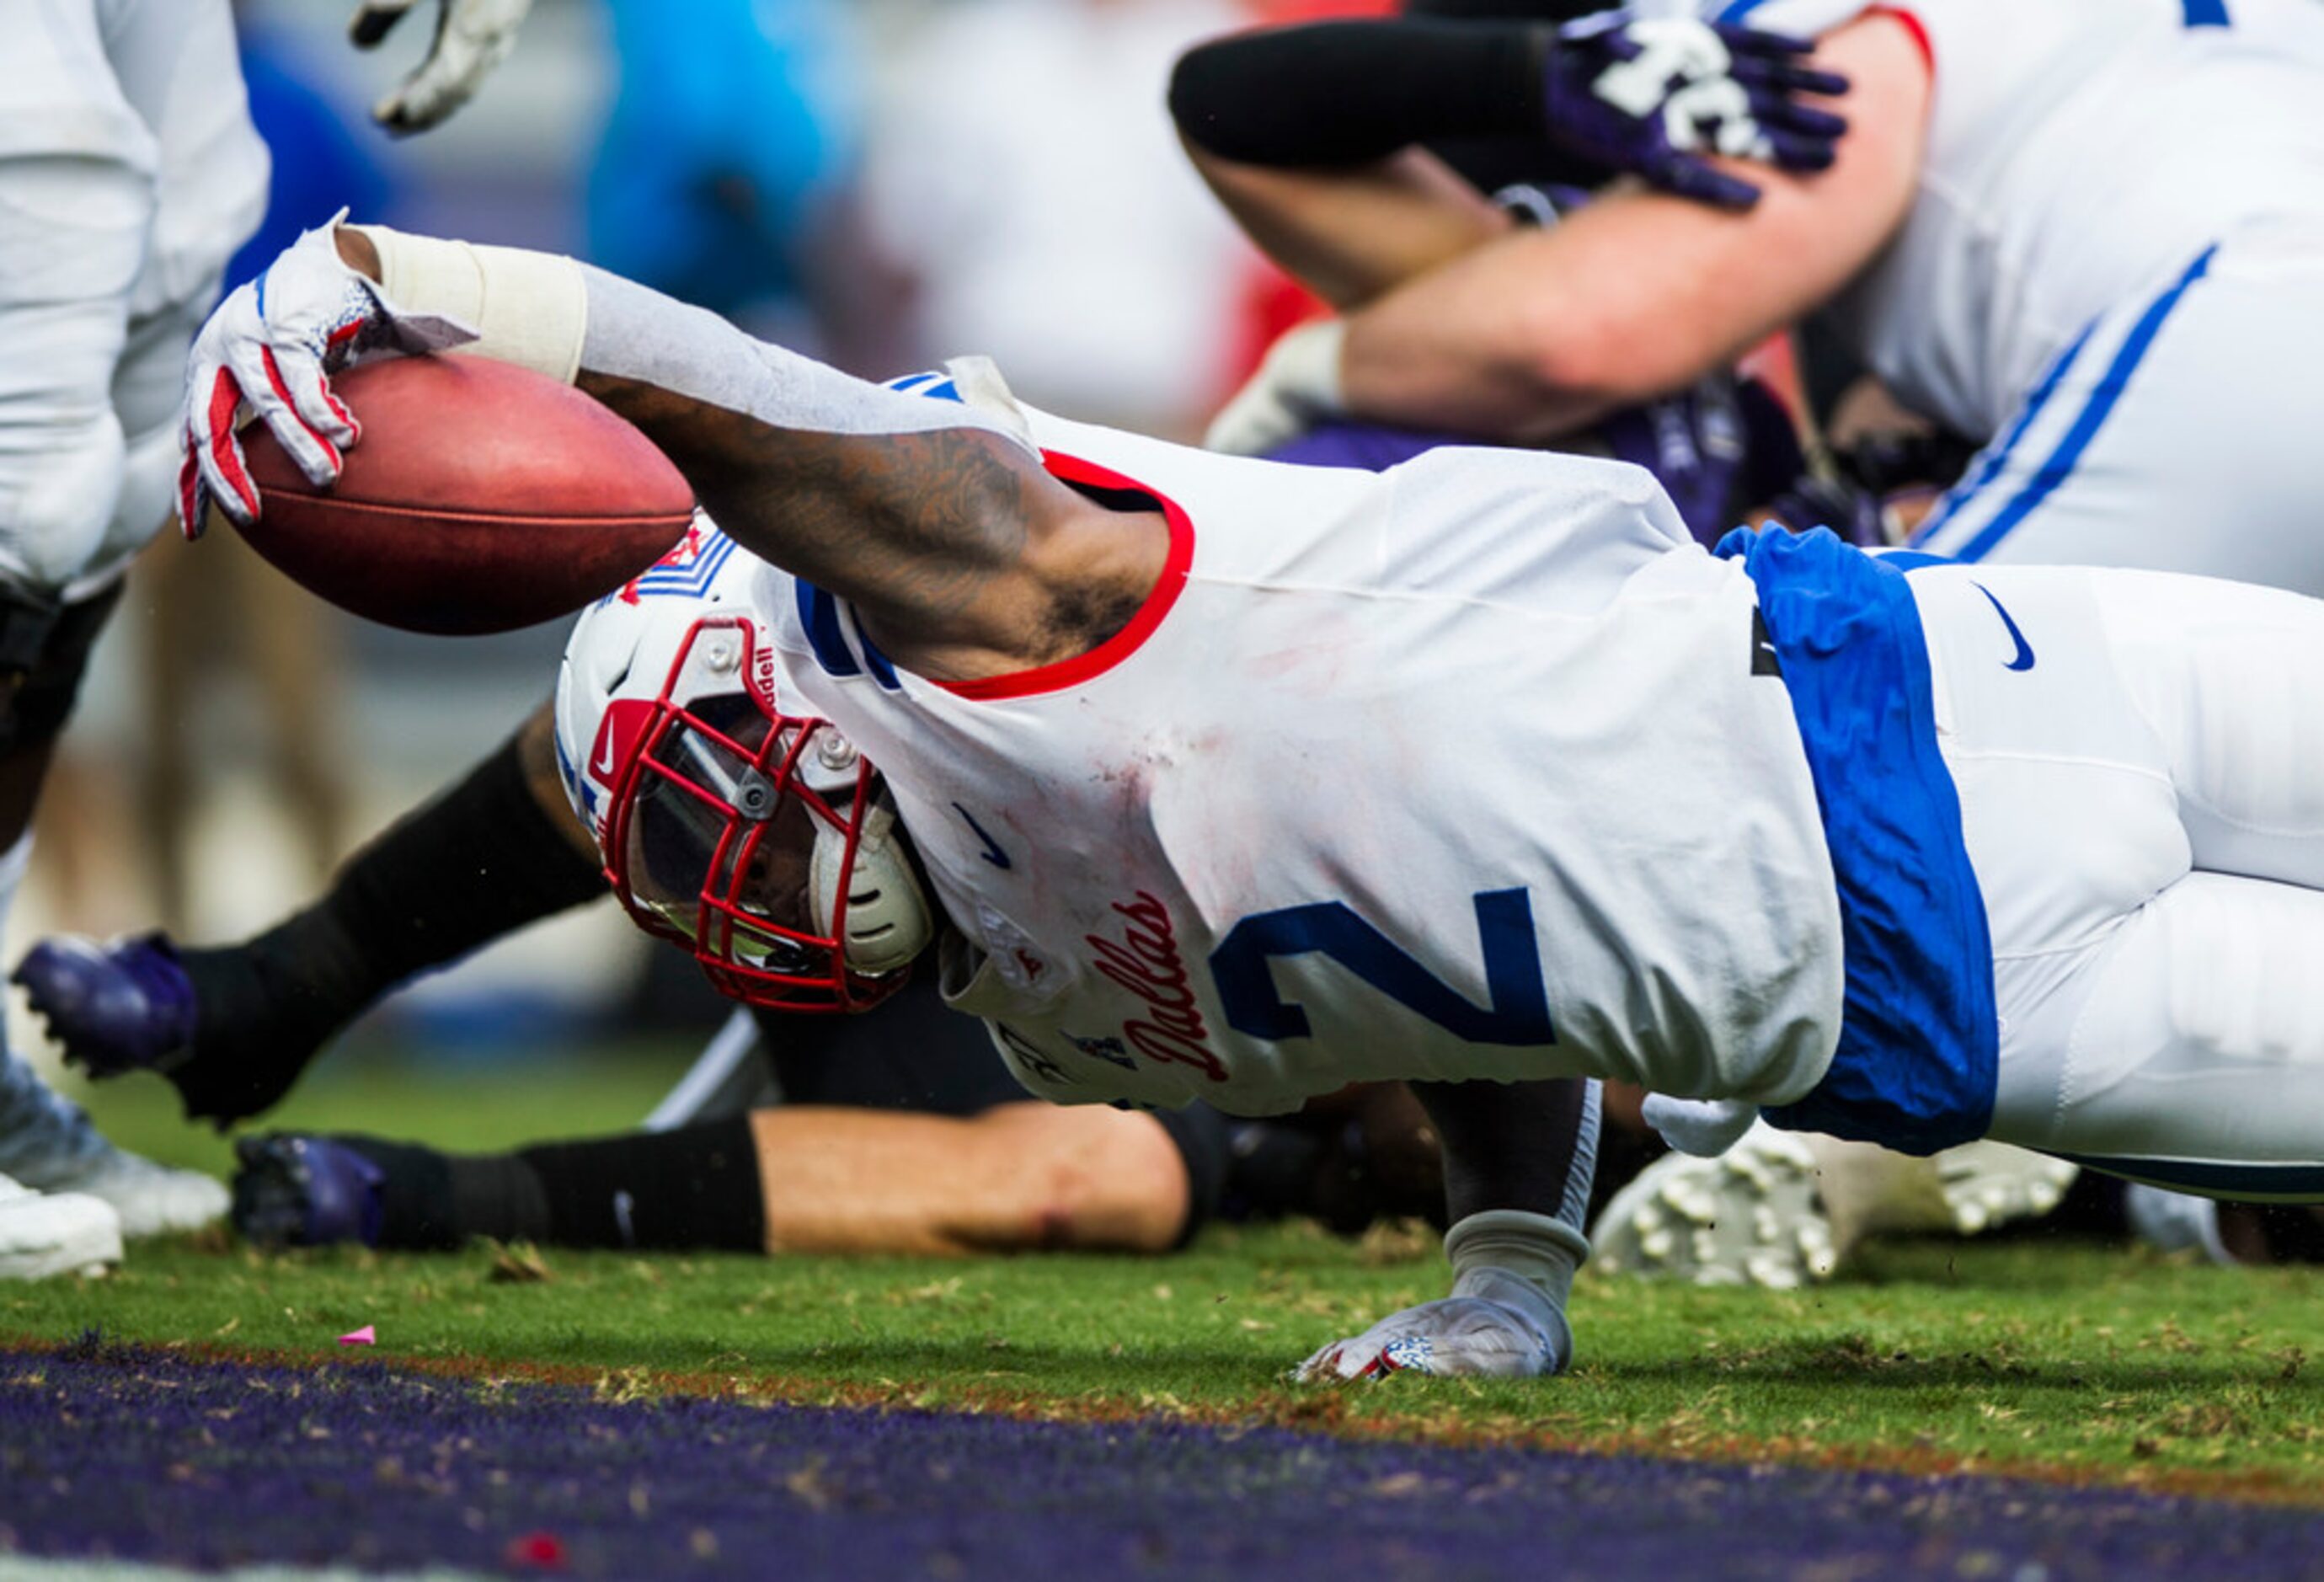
1908 232 2324 596
18 703 610 1125
234 1101 1200 1257
0 0 268 1237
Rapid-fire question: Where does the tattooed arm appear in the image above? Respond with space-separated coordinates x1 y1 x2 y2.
327 228 1162 682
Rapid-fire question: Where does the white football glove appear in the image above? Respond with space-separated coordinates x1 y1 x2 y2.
179 215 475 534
1203 318 1347 457
1642 1093 1759 1158
1296 1208 1587 1382
350 0 534 134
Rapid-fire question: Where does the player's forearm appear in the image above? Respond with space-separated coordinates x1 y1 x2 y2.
1334 189 1792 441
753 1104 1189 1256
1327 14 1922 443
1171 20 1530 307
1173 20 1547 168
335 225 1050 658
1189 147 1512 312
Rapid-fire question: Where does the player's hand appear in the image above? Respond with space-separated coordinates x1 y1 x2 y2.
1296 1208 1586 1382
1204 318 1347 456
349 0 534 134
1297 1269 1572 1381
1545 11 1849 211
179 216 474 535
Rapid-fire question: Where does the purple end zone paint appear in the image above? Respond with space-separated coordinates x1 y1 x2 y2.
3 1339 2317 1579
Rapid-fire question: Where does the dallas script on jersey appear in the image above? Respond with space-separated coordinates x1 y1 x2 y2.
1087 891 1227 1082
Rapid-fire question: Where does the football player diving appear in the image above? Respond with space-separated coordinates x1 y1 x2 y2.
165 182 2324 1380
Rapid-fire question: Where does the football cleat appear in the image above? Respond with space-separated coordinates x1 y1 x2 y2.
0 1045 226 1238
232 1135 386 1249
1594 1123 2079 1288
1593 1120 1835 1289
14 933 198 1080
0 1172 121 1281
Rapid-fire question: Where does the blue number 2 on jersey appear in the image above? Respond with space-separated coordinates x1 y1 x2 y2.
1209 888 1556 1045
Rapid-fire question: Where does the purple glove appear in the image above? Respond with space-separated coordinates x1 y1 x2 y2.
1544 11 1849 210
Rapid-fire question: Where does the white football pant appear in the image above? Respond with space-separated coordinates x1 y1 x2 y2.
1915 562 2324 1198
0 0 266 601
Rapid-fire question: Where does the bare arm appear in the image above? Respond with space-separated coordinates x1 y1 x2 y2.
751 1102 1189 1255
1336 14 1926 441
1187 142 1515 311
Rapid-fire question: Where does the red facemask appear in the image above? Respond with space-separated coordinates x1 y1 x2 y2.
592 616 911 1013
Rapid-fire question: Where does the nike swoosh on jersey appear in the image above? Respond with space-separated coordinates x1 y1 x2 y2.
1973 583 2035 671
953 802 1012 868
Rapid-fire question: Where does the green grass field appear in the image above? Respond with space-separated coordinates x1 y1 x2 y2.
12 1048 2324 1505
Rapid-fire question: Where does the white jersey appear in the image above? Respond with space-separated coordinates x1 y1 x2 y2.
1663 0 2324 441
752 408 1841 1117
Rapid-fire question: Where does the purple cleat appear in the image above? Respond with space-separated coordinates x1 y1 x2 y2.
13 934 198 1080
232 1136 385 1249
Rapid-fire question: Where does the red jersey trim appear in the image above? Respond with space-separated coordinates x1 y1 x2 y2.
1867 5 1933 77
933 449 1194 702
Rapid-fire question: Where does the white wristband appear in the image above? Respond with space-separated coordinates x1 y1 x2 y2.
349 224 589 385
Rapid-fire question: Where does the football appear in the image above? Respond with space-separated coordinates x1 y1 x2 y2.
227 355 696 636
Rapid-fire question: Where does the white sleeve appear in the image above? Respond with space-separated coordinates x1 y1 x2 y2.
574 266 1036 456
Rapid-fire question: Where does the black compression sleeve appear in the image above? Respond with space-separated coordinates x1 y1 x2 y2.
168 727 610 1125
1169 20 1544 168
327 1120 766 1253
517 1118 767 1253
1411 1077 1594 1224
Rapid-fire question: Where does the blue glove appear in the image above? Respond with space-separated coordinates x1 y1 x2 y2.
1544 11 1849 210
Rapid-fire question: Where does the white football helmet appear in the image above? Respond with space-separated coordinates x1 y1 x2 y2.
553 523 932 1013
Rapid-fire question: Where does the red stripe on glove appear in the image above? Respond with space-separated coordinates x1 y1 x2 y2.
205 369 260 521
260 347 341 474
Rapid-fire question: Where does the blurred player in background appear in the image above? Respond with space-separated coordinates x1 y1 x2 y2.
0 0 525 1280
585 0 859 342
1187 0 2324 579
